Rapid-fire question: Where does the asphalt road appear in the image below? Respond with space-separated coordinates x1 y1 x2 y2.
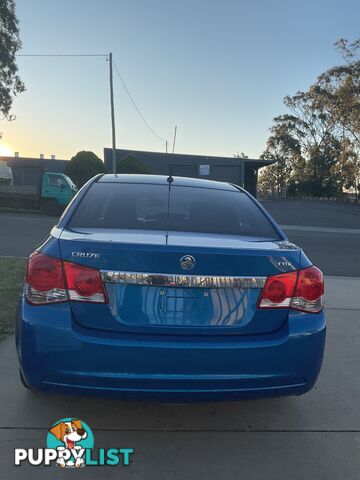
0 211 56 257
262 199 360 229
1 200 359 276
263 200 360 277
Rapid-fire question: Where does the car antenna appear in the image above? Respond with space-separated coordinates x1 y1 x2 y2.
165 170 174 245
167 171 174 186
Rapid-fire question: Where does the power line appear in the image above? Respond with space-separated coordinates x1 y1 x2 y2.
112 59 168 144
17 54 107 57
16 53 170 147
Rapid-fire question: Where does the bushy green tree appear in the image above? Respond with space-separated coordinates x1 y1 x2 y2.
65 151 106 187
259 118 302 198
116 155 152 174
0 0 25 122
259 38 360 200
311 38 360 198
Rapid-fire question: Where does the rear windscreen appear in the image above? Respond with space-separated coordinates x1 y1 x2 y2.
68 182 280 239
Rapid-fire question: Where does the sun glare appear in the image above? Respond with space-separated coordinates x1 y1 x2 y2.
0 144 14 157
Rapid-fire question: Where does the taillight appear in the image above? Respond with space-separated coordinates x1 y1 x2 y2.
25 253 67 304
291 266 324 313
63 262 107 303
25 254 107 305
258 266 324 314
258 271 297 309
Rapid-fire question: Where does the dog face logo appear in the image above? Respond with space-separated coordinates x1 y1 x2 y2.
49 420 87 450
47 418 94 468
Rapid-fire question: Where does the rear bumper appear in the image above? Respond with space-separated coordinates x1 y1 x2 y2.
16 297 326 401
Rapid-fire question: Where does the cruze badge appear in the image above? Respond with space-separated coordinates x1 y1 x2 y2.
71 252 100 259
180 255 195 271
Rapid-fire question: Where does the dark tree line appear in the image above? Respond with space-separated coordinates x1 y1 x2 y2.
65 152 151 187
0 0 25 123
259 39 360 200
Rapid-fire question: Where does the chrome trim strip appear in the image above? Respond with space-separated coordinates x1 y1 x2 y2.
101 271 266 289
50 226 63 239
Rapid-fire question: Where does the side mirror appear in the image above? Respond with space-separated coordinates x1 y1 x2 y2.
60 184 65 191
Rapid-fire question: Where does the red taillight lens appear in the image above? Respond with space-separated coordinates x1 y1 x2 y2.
291 266 324 313
63 261 107 303
258 271 297 308
27 254 62 291
76 270 100 296
258 266 324 313
297 267 323 300
25 254 107 305
25 253 66 304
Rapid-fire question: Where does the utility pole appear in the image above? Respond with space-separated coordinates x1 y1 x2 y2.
172 126 177 154
240 159 245 188
109 52 117 174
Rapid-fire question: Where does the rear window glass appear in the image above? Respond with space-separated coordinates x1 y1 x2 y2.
68 182 280 239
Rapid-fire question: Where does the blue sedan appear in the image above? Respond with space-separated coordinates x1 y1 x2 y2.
16 174 325 401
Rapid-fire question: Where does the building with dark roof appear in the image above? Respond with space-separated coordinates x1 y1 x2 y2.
104 148 275 197
0 155 69 186
2 156 68 172
1 149 275 197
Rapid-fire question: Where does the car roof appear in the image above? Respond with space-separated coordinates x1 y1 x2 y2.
98 174 240 191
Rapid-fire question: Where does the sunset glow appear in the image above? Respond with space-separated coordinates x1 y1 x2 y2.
0 144 14 157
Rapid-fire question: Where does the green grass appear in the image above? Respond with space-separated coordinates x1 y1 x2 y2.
0 257 27 340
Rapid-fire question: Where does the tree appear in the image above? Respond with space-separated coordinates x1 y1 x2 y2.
259 38 360 199
65 151 106 187
116 155 152 174
259 127 301 198
312 39 360 144
330 137 360 199
0 0 25 122
234 151 249 159
259 70 351 197
310 39 360 198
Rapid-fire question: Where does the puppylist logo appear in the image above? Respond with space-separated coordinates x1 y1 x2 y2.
14 418 134 468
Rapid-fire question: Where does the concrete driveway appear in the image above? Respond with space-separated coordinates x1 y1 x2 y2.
0 277 359 479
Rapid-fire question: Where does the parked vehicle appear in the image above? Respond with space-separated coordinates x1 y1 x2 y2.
0 167 77 215
16 174 326 401
0 161 13 185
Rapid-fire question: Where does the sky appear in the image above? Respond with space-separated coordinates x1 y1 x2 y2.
0 0 359 161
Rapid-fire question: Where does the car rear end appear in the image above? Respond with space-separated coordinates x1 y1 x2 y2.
16 175 326 401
